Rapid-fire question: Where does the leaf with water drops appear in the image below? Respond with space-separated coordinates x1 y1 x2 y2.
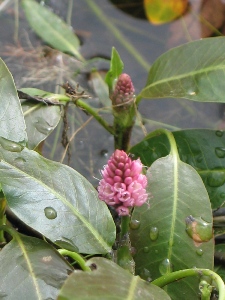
22 0 83 60
0 227 73 300
20 88 62 149
130 154 214 300
130 129 225 209
140 37 225 103
0 147 116 254
58 257 171 300
0 58 27 143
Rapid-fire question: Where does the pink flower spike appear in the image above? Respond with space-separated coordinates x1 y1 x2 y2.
97 149 148 214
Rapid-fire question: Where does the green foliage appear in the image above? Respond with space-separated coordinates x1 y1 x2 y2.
22 0 83 60
58 257 171 300
130 129 225 209
140 37 225 103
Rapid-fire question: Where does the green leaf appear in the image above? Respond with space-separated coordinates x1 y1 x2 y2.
130 154 214 300
0 147 116 254
0 58 27 143
140 37 225 103
105 47 124 93
20 88 63 149
58 257 171 300
0 229 73 300
130 129 225 209
22 0 83 60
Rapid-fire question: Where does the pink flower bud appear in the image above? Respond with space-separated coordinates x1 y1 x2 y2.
110 74 135 107
98 150 148 216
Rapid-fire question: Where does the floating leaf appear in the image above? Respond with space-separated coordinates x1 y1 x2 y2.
130 154 214 300
0 228 73 300
130 129 225 209
0 147 116 254
0 58 27 143
22 0 83 60
144 0 188 25
58 257 171 300
105 47 124 93
140 37 225 103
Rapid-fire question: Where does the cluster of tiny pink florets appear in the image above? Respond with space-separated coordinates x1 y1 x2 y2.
110 73 135 107
98 150 148 216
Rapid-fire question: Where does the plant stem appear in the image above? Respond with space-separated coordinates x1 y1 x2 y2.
120 215 130 239
0 193 6 243
75 99 114 135
58 249 91 272
152 268 225 300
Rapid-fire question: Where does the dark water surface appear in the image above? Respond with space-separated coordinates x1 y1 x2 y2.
0 0 224 183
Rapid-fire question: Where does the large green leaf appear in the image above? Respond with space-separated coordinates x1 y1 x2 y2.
58 257 171 300
130 154 214 300
0 229 73 300
130 129 225 209
0 146 116 254
140 37 225 103
0 58 27 143
22 0 83 60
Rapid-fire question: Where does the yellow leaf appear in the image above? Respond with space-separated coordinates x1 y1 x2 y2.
144 0 188 25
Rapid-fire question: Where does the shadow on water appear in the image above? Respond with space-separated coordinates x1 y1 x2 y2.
0 0 225 183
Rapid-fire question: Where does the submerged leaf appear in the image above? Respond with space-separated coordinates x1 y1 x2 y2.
140 37 225 103
0 231 73 300
22 0 83 60
130 154 214 300
58 257 171 300
0 58 27 143
0 147 116 254
144 0 188 25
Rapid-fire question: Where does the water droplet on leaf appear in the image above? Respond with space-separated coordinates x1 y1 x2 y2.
196 155 203 163
100 149 108 157
185 215 212 243
34 117 53 135
130 219 140 229
220 192 225 199
207 171 225 187
140 268 152 282
149 227 159 241
159 258 173 275
215 147 225 158
14 157 26 167
143 246 149 253
216 130 224 137
0 137 24 152
196 248 204 256
44 207 57 219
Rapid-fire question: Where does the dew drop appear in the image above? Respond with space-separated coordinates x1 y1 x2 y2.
142 141 149 150
185 215 212 243
220 192 225 199
14 157 26 167
215 147 225 158
207 171 225 187
196 248 204 256
0 137 24 152
140 268 152 282
159 258 173 275
143 246 149 253
34 117 53 135
216 130 224 137
196 155 203 163
130 219 140 229
44 207 57 219
149 227 159 241
100 149 108 157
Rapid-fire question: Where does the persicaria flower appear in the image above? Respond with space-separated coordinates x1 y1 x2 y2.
110 73 135 107
98 150 148 216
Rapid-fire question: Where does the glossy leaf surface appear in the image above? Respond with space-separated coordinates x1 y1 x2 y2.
20 88 62 149
0 146 116 254
58 257 171 300
130 129 225 209
0 58 27 143
22 0 83 60
0 231 73 300
130 154 214 300
144 0 188 25
140 37 225 103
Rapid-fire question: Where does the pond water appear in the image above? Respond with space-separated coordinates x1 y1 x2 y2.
0 0 224 184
